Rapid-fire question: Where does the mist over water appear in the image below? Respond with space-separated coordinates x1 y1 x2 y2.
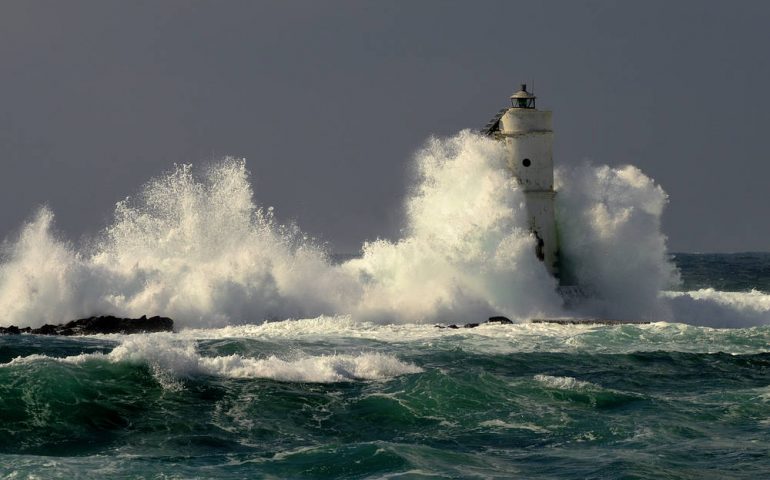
0 131 768 328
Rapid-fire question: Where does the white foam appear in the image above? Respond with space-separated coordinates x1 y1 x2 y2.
174 316 770 355
533 374 601 391
479 419 549 432
199 352 422 382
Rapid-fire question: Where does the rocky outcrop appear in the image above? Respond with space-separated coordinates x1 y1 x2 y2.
1 325 24 335
435 316 513 329
0 315 174 336
487 316 513 325
432 315 651 329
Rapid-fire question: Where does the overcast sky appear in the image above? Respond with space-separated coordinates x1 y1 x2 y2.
1 0 768 253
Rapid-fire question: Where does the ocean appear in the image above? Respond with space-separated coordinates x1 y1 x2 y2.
2 253 770 479
2 133 770 478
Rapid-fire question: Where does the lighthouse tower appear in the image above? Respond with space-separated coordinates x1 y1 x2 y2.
482 84 559 277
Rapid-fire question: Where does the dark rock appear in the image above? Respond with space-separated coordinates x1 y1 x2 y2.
487 316 513 324
26 316 174 336
0 325 21 335
32 324 59 335
463 323 479 328
447 324 459 329
78 315 174 334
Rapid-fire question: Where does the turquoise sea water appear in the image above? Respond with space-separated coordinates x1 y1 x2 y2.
1 253 770 479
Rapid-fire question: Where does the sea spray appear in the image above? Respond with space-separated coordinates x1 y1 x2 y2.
341 131 562 322
1 131 767 328
0 161 355 327
555 163 681 320
90 160 356 326
0 134 563 327
0 208 108 326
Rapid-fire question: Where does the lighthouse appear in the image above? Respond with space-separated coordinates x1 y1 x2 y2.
482 84 559 277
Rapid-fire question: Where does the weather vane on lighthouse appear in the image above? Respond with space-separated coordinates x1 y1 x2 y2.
482 83 560 278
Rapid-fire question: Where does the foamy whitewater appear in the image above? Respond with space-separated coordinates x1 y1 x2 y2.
2 131 770 479
2 131 767 329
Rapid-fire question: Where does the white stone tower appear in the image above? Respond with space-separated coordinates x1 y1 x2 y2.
482 84 559 276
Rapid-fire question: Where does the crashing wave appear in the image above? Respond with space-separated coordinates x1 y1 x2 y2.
0 132 763 328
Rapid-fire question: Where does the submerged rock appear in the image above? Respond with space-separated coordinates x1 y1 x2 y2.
0 315 174 336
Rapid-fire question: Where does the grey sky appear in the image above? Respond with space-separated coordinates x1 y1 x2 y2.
1 0 768 253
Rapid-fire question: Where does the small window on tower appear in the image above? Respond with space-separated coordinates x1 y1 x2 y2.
522 158 531 167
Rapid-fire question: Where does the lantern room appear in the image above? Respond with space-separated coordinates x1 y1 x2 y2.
510 84 536 109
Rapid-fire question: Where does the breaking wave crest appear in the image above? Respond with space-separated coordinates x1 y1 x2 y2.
341 133 560 323
0 160 356 328
110 336 423 383
664 289 770 328
533 374 601 391
2 335 422 384
0 131 764 328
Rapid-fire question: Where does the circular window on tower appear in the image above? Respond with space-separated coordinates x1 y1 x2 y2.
522 158 531 167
